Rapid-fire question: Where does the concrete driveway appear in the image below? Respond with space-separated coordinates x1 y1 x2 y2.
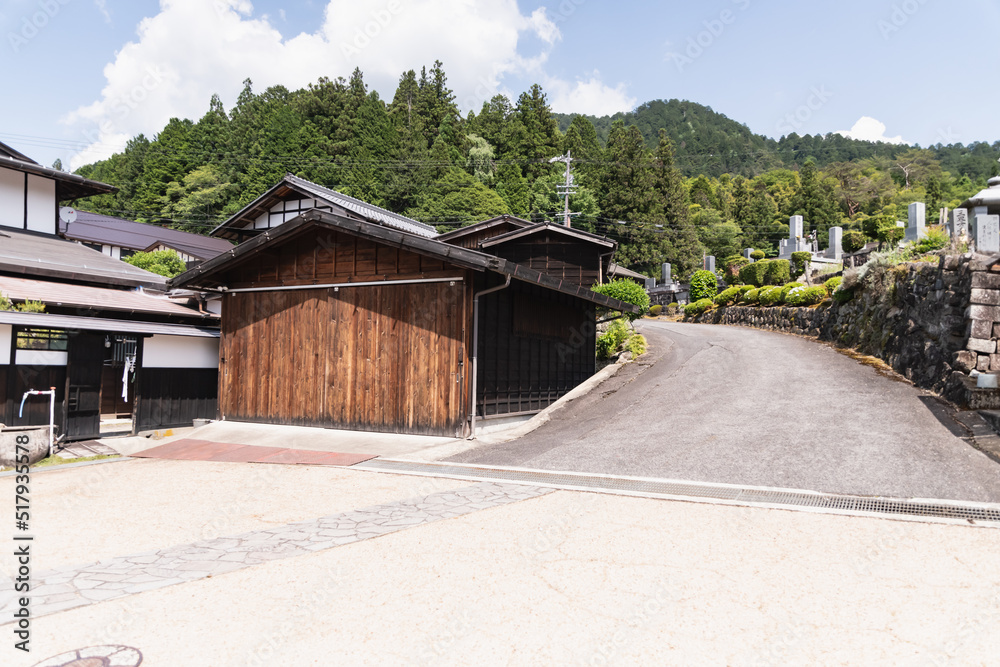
449 321 1000 503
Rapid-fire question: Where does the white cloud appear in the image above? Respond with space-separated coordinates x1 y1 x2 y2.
546 72 636 117
63 0 620 169
837 116 907 145
94 0 111 23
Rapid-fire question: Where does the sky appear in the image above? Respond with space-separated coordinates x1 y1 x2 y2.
1 0 998 171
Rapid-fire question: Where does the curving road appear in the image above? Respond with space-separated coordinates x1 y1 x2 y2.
449 321 1000 503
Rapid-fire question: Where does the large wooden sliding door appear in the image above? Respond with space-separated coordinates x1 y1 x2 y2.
220 282 467 436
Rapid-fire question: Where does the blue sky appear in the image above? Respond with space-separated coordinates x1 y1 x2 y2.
1 0 997 170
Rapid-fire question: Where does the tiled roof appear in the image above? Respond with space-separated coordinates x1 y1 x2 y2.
0 227 167 289
60 210 234 261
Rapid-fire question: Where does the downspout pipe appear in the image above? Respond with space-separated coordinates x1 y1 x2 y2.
469 274 511 439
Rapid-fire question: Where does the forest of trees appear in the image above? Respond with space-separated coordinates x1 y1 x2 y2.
71 61 1000 280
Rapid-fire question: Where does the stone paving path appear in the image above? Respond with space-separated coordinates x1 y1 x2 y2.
0 482 551 623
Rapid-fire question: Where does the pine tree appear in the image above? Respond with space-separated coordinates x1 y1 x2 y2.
515 84 562 182
652 130 703 278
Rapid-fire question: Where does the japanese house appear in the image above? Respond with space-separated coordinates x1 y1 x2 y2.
59 208 235 264
0 141 220 440
175 204 639 437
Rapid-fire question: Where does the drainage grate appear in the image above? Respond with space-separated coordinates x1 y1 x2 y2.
355 459 1000 526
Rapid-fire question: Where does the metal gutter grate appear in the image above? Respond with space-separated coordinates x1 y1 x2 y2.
354 459 1000 526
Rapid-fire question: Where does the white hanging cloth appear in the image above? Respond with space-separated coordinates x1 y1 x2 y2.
121 355 135 403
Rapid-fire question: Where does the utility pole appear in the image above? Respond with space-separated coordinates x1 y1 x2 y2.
548 151 577 227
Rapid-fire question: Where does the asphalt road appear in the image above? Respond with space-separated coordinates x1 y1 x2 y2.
450 321 1000 503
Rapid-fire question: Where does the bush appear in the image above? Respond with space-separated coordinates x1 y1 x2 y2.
764 259 790 285
824 276 842 295
842 230 866 253
913 227 949 255
740 288 761 305
750 250 765 260
592 279 650 322
596 318 630 360
648 304 663 317
665 303 679 314
689 270 718 301
713 286 742 307
878 225 905 247
790 251 812 279
785 285 829 307
724 256 750 282
739 260 769 287
625 334 647 357
123 249 187 278
833 286 854 303
779 281 803 303
757 286 785 306
684 298 714 317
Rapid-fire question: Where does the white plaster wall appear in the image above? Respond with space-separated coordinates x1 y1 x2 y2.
143 335 219 369
26 175 55 234
0 166 24 231
16 350 68 366
0 324 11 365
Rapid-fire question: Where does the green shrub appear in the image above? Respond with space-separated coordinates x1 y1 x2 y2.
739 260 769 287
779 282 803 302
0 291 45 313
625 334 647 357
739 287 760 305
714 286 742 307
648 304 663 317
596 318 631 360
750 250 765 260
833 287 854 304
790 251 812 279
878 225 905 247
123 249 187 278
842 231 866 253
684 299 714 318
757 286 785 306
785 285 829 307
665 302 679 314
689 270 718 301
913 227 949 255
592 279 651 322
824 276 842 295
764 259 791 285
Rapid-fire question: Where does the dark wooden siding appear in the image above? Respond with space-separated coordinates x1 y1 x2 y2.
222 229 457 288
488 232 604 286
135 368 218 431
3 364 66 431
477 280 595 417
220 281 467 436
442 222 525 250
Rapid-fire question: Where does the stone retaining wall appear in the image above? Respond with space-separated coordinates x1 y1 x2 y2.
689 253 1000 407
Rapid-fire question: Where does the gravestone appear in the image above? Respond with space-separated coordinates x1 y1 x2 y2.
906 202 926 242
705 256 716 274
974 215 1000 253
951 208 969 238
826 226 843 259
743 248 755 260
661 263 672 284
644 278 656 290
789 215 804 240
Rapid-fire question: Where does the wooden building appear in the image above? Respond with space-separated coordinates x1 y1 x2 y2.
435 215 533 249
0 141 220 440
174 210 639 437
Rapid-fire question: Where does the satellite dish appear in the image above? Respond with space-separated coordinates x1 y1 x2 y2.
59 207 77 224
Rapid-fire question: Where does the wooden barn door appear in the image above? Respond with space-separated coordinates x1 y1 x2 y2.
219 282 467 437
327 281 466 436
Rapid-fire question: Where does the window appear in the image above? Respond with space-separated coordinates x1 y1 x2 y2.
16 329 68 351
119 248 136 260
82 242 103 252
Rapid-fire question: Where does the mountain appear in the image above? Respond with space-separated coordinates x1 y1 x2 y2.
555 99 913 178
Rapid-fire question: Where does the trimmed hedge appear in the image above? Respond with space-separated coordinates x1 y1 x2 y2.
739 260 769 287
740 288 761 305
824 276 842 294
785 285 829 307
750 250 765 260
684 298 714 317
791 251 812 278
842 231 866 253
765 259 791 285
689 270 719 301
757 285 784 306
648 304 663 316
714 286 742 306
592 279 651 322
